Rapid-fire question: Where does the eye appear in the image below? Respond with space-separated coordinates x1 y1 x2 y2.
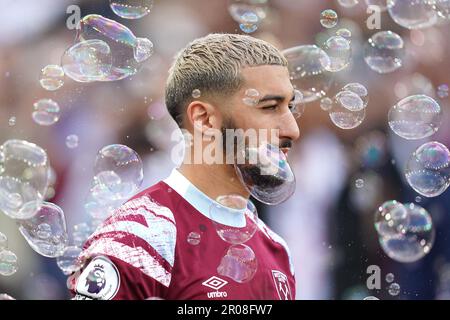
262 105 278 110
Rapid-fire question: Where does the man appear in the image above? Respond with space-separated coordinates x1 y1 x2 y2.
72 33 300 300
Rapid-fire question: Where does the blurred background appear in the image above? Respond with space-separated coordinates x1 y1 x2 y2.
0 0 449 300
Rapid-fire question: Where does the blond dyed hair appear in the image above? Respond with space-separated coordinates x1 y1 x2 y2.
165 33 287 127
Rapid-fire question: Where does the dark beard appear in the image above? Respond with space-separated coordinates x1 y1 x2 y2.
221 118 286 190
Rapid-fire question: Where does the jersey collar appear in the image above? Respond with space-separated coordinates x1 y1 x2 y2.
163 169 246 227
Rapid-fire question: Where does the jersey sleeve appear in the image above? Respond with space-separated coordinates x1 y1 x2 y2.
71 195 177 300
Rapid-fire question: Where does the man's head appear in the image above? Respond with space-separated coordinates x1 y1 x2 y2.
166 33 300 186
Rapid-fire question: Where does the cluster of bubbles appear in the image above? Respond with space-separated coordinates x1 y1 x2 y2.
363 272 401 300
84 144 143 221
0 232 18 276
327 82 369 129
388 95 442 140
207 194 259 283
228 0 269 33
374 200 435 263
0 140 77 276
405 141 450 198
62 14 153 83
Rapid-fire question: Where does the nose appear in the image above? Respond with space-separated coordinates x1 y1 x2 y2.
279 111 300 142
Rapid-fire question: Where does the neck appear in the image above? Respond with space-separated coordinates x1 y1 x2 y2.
178 162 250 201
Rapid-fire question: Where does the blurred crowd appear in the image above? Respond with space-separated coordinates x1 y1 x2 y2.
0 0 449 299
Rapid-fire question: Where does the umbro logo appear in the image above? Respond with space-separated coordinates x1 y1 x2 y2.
202 276 228 298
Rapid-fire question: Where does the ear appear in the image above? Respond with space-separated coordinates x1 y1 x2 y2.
186 100 221 133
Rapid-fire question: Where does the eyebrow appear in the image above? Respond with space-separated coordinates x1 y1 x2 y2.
258 92 296 104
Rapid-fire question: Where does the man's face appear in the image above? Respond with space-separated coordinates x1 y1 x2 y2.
220 65 300 193
225 65 301 157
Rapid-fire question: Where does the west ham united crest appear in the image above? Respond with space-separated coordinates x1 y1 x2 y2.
271 270 292 300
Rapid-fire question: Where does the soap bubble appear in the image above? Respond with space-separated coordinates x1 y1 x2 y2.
228 0 268 25
62 40 113 83
319 97 332 111
56 246 82 275
320 9 338 28
187 232 201 246
386 273 395 283
376 202 435 263
74 14 153 81
0 250 18 276
18 201 68 258
72 223 91 247
374 200 409 238
8 117 16 127
364 31 405 74
0 139 49 219
93 144 143 202
405 141 450 197
32 99 60 126
109 0 153 19
39 65 64 91
342 83 369 108
363 296 380 300
210 195 258 245
387 0 437 29
0 232 7 251
338 0 360 8
322 36 352 72
388 282 401 296
336 28 352 41
239 12 259 33
65 135 79 149
329 90 366 129
388 95 442 140
283 45 333 103
437 84 449 99
192 89 202 99
433 0 450 19
217 244 258 283
243 88 260 106
234 143 296 205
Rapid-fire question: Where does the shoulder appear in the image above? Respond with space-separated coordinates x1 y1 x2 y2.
81 191 177 287
256 219 295 277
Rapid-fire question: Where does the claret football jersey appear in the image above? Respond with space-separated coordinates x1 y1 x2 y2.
72 169 296 300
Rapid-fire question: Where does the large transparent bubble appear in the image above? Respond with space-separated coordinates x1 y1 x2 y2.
283 45 333 103
376 202 435 263
405 141 450 197
234 143 296 205
209 194 258 245
329 90 366 129
17 201 68 258
217 244 258 283
72 14 153 81
387 0 438 29
62 40 113 83
364 31 405 74
93 144 143 203
388 95 442 140
322 36 352 72
0 140 50 219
